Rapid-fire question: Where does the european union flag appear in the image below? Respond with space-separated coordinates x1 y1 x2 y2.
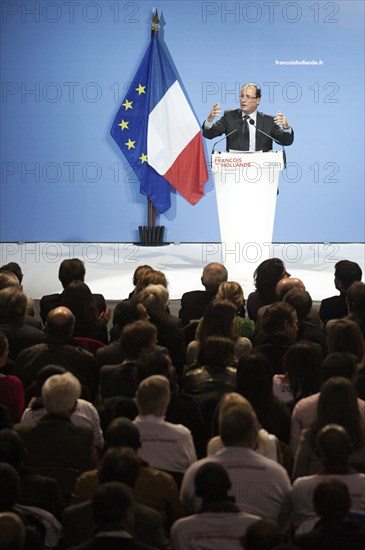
110 35 171 214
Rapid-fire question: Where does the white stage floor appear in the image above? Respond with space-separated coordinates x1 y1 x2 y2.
1 242 364 303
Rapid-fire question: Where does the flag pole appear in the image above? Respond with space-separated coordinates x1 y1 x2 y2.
137 7 166 245
148 7 159 230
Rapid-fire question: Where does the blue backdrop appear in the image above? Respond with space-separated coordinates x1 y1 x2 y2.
1 0 364 242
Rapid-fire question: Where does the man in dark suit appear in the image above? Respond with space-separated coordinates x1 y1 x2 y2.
202 82 294 151
178 262 228 327
39 258 107 323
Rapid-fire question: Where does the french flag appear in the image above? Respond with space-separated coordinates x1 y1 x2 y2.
147 34 208 206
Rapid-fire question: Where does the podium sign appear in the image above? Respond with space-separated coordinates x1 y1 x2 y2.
212 151 284 246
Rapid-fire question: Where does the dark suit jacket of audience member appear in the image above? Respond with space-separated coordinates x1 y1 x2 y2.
297 321 327 356
0 320 45 361
178 289 217 327
18 468 63 520
39 292 106 324
15 334 97 400
254 334 296 375
62 499 168 549
99 361 139 400
70 536 158 549
319 293 348 325
148 314 186 376
96 341 168 370
294 519 365 550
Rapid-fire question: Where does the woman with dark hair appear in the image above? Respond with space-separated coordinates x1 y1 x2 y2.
109 299 148 342
292 376 365 479
236 350 291 444
62 280 108 343
273 341 322 408
327 318 364 365
187 299 252 365
183 336 236 394
247 258 290 321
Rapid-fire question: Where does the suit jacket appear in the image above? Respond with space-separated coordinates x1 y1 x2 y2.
15 335 97 400
179 289 217 327
39 292 106 323
62 500 168 549
203 109 294 151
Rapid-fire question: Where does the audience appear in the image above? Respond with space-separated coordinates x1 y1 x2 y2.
0 257 363 548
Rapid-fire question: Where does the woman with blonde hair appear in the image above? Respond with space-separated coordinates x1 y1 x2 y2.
216 281 254 339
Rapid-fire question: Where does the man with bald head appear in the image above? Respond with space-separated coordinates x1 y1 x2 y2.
179 262 229 327
15 306 97 400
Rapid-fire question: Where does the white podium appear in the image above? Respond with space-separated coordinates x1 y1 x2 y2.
212 151 284 245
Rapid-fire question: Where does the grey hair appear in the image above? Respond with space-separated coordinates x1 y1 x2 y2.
42 372 81 415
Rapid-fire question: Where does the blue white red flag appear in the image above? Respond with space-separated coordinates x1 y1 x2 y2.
111 33 207 214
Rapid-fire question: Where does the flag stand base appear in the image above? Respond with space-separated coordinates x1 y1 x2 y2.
136 225 168 246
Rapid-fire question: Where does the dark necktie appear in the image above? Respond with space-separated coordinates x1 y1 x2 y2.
242 115 249 151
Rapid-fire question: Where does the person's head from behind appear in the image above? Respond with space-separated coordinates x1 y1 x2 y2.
313 477 351 522
135 270 167 296
45 306 75 339
275 277 305 301
347 281 365 317
132 265 153 287
216 281 244 311
0 263 23 285
92 481 134 532
58 258 86 288
0 511 26 550
98 447 140 489
136 349 177 391
105 418 141 453
283 341 322 400
197 336 235 369
320 352 358 385
201 263 228 291
199 299 236 341
315 424 352 473
219 392 259 449
315 377 362 450
254 258 290 301
0 288 27 322
244 518 282 550
0 430 26 468
42 372 81 417
334 260 362 293
261 302 298 339
236 351 273 409
111 299 147 339
0 272 20 291
195 462 231 503
327 319 364 362
61 280 98 322
120 320 157 360
135 374 171 417
0 331 9 368
283 288 312 323
138 284 169 318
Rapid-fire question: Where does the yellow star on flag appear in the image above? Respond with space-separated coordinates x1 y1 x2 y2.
125 139 135 150
135 84 146 95
118 120 129 130
122 99 133 110
139 153 148 164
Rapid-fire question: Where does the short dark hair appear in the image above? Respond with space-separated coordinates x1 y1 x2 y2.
58 258 86 288
195 462 231 502
121 320 157 359
335 260 362 290
105 418 141 451
98 447 140 488
0 263 23 284
242 82 262 99
321 352 358 384
93 481 133 525
347 281 365 314
283 288 312 321
313 478 351 521
261 302 295 335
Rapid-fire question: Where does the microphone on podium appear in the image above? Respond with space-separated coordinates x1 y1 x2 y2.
248 118 287 168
